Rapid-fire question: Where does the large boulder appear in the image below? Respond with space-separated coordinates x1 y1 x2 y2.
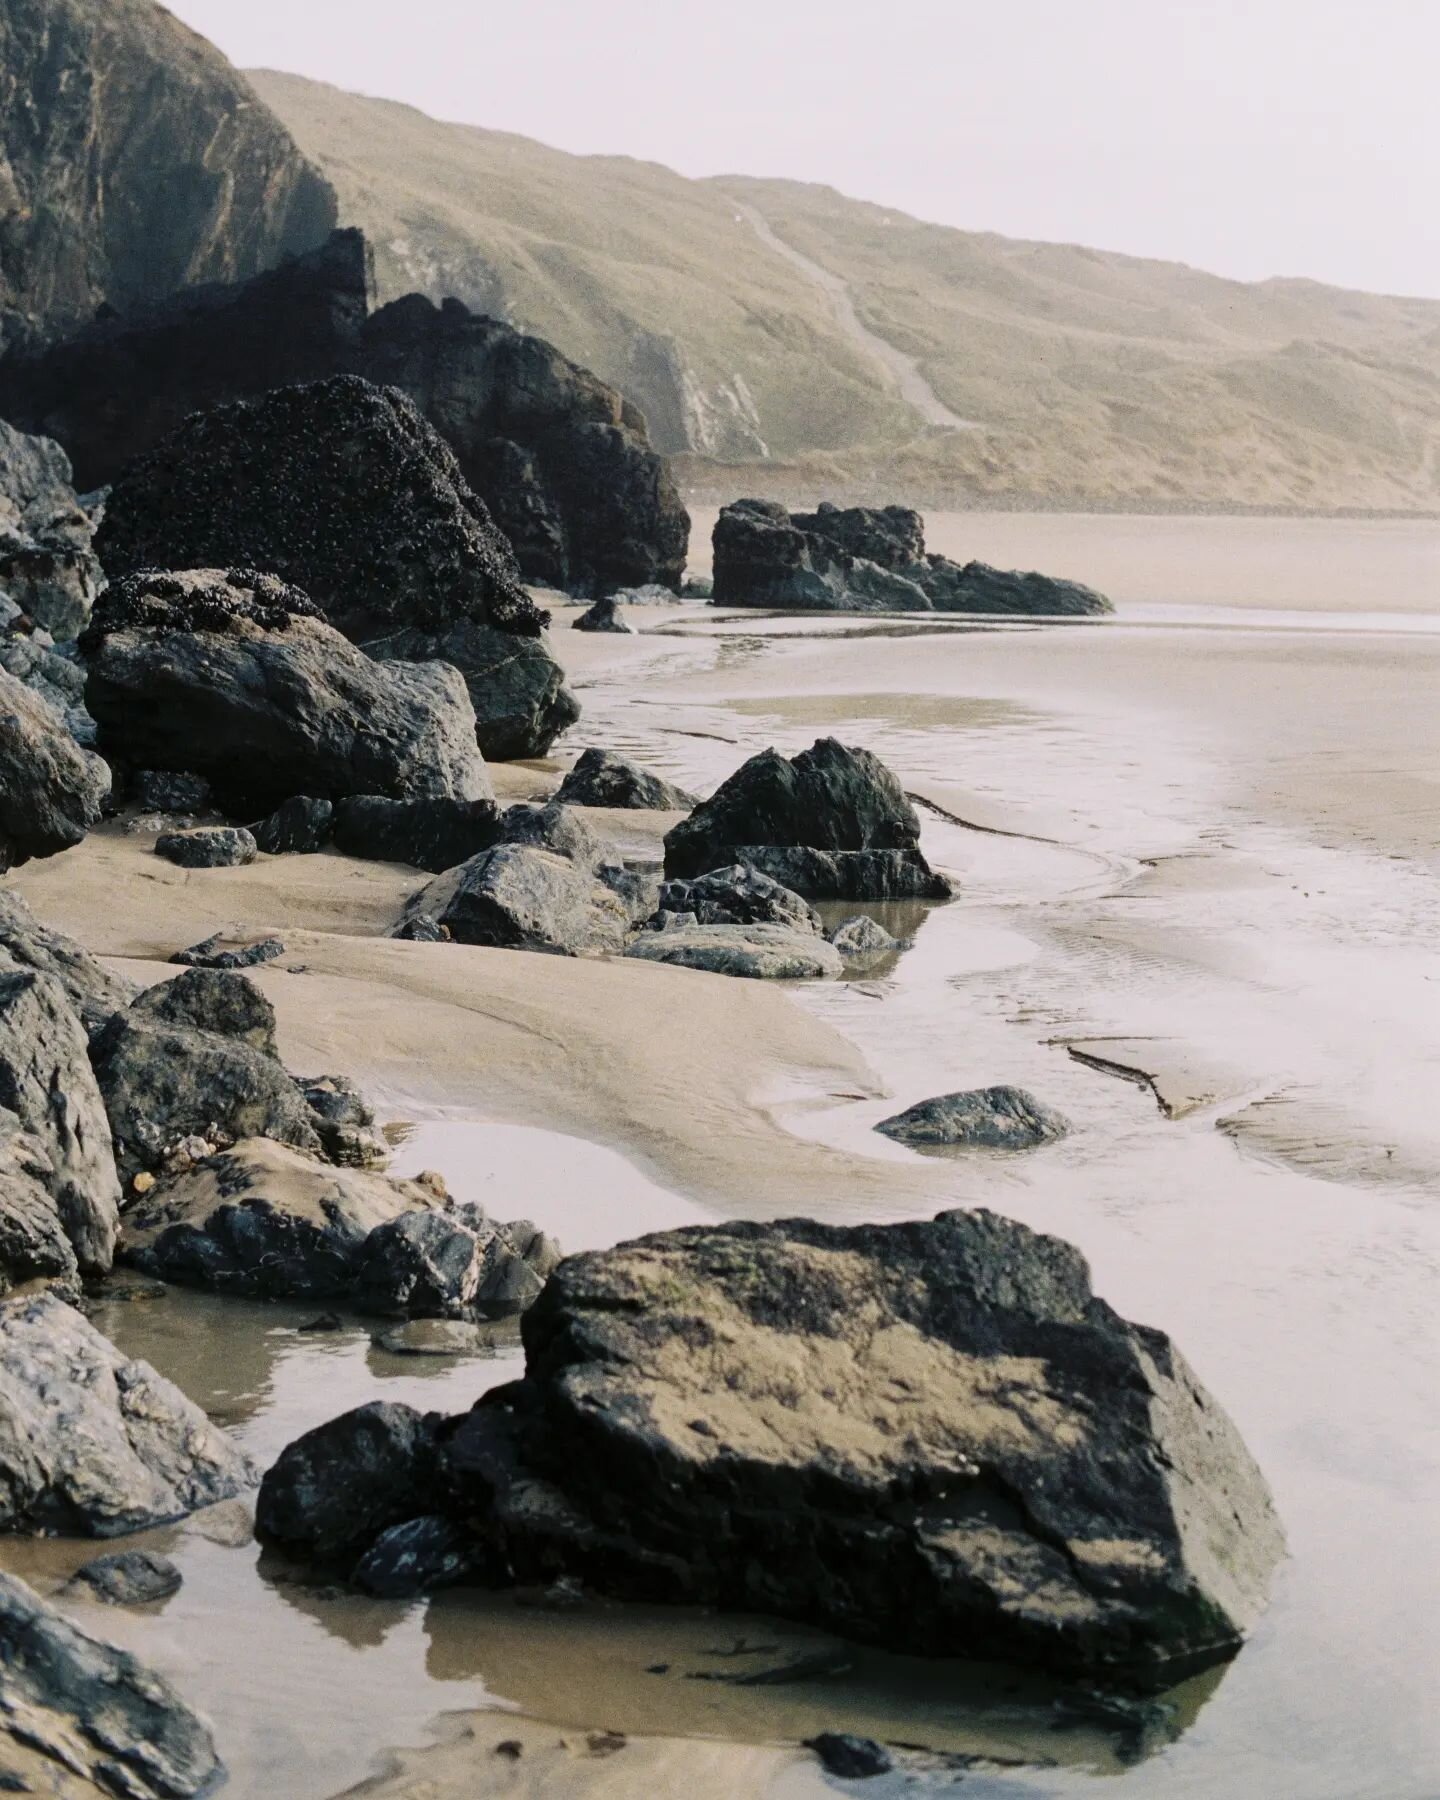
0 890 136 1037
627 920 842 980
406 844 632 956
0 970 121 1273
556 747 698 812
663 738 948 902
0 1571 222 1798
0 1110 79 1301
0 416 101 639
0 1291 254 1534
332 794 502 874
713 499 1112 617
0 663 109 870
733 844 952 901
433 1210 1283 1684
90 970 323 1185
83 568 493 816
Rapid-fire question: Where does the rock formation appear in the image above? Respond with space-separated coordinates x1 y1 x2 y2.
1 229 690 596
0 417 101 640
555 747 698 812
713 499 1112 615
653 865 823 933
876 1086 1072 1149
0 663 109 870
0 890 134 1037
628 920 843 980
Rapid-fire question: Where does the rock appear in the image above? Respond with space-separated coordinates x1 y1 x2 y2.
256 1400 441 1566
155 826 258 870
555 748 698 812
0 663 109 871
120 1139 437 1299
663 739 948 904
654 864 821 933
829 915 902 962
391 913 448 943
0 627 97 747
0 971 121 1274
353 1207 558 1321
407 844 632 955
0 1291 254 1534
332 794 502 873
67 1549 183 1607
713 499 1112 617
0 1571 221 1798
493 800 614 870
681 575 714 599
353 1514 479 1598
437 1209 1283 1683
374 1319 492 1357
252 794 335 856
91 972 323 1183
731 844 951 901
133 768 212 815
85 568 493 816
572 596 633 633
876 1087 1071 1150
805 1734 895 1780
0 890 136 1037
172 933 285 971
296 1075 389 1169
0 1110 79 1301
627 921 842 980
0 419 101 640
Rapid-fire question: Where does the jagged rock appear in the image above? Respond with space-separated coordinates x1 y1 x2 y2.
353 1515 479 1598
0 1571 221 1798
406 844 631 955
829 915 902 962
805 1734 895 1780
155 826 258 869
133 768 213 815
572 596 633 633
740 844 951 901
493 800 613 870
435 1209 1284 1683
555 748 698 812
0 971 120 1274
67 1548 183 1607
627 921 842 980
332 794 502 873
86 568 492 816
256 1400 442 1566
391 914 448 943
0 628 97 747
353 1206 559 1320
252 794 334 856
0 418 102 639
713 499 1111 616
297 1075 389 1170
876 1087 1072 1150
0 1109 79 1301
0 1291 254 1534
0 890 136 1037
91 972 322 1183
0 663 109 871
663 739 947 904
653 865 822 933
172 934 285 971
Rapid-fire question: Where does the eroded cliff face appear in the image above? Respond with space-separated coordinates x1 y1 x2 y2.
0 0 336 351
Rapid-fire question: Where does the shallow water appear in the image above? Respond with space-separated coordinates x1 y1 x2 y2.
6 518 1440 1799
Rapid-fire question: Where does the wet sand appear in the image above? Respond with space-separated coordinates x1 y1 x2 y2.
4 517 1440 1799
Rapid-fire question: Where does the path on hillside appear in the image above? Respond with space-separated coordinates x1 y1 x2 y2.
733 200 982 432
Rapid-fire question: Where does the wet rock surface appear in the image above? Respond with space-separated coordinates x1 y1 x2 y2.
728 844 952 901
829 914 902 963
556 747 698 812
653 864 822 933
0 1570 222 1798
154 827 258 870
67 1548 183 1607
0 1291 254 1534
627 920 843 980
877 1086 1072 1150
86 568 493 816
0 664 109 871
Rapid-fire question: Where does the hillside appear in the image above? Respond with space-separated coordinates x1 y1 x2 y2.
256 69 1440 513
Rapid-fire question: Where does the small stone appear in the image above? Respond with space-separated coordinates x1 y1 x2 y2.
68 1549 182 1607
131 1171 156 1197
805 1733 894 1780
155 827 258 869
875 1086 1071 1151
494 1740 523 1759
373 1319 492 1357
829 914 901 962
171 934 285 971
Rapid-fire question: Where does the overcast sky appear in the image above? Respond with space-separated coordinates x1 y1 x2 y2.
167 0 1438 299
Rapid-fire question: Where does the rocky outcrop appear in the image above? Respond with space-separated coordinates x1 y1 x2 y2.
84 568 493 814
628 920 843 980
0 890 135 1037
0 1290 254 1534
877 1086 1072 1150
556 748 698 812
0 663 109 870
0 417 101 640
663 738 949 904
713 499 1112 616
2 227 691 596
266 1210 1281 1682
0 1570 221 1797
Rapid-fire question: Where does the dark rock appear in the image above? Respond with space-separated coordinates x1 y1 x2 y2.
333 794 502 873
829 915 902 962
298 1312 343 1333
436 1209 1283 1683
91 973 322 1183
391 913 449 943
256 1400 441 1567
798 501 926 570
556 748 698 812
0 663 109 871
296 1074 388 1170
252 794 334 856
919 557 1111 617
733 845 952 901
0 628 96 747
654 865 821 933
155 826 257 869
0 889 136 1037
133 768 213 815
876 1087 1071 1150
0 417 101 639
353 1206 560 1321
493 800 613 870
374 1319 492 1357
67 1549 183 1607
597 862 663 926
87 568 492 816
353 1514 478 1598
805 1733 895 1780
0 1570 221 1798
408 844 631 955
172 934 285 971
627 921 842 980
572 596 633 633
0 970 120 1274
0 1110 79 1301
0 1291 254 1534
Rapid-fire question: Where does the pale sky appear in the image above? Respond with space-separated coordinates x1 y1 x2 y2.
166 0 1439 299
